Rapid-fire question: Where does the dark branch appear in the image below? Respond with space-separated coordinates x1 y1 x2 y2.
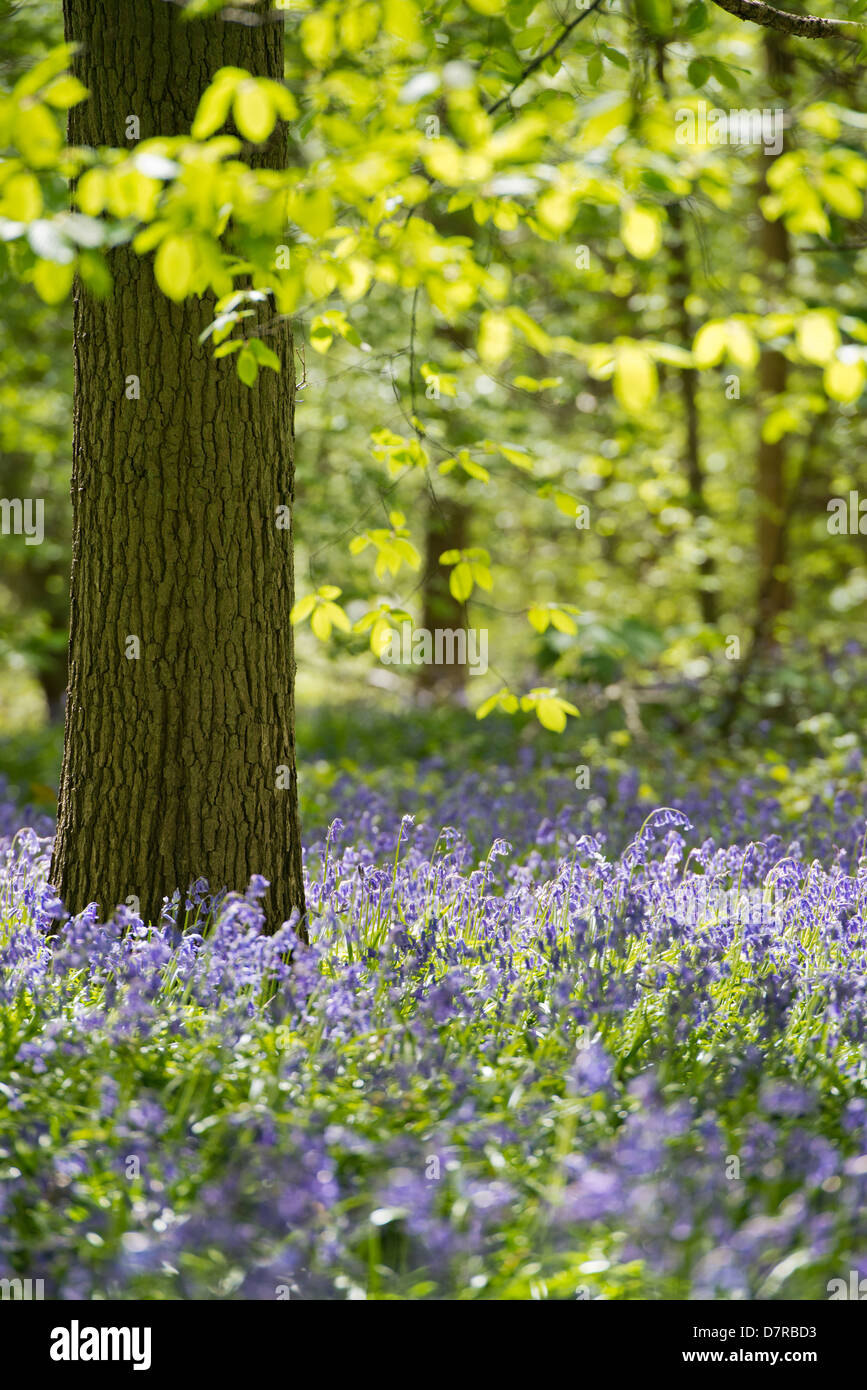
487 0 607 116
709 0 863 40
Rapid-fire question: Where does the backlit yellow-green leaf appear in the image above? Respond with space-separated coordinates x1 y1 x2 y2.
422 140 464 185
75 169 107 217
192 76 236 139
693 321 728 368
476 693 501 720
614 343 657 415
824 355 865 403
290 594 316 625
796 311 838 366
535 189 575 235
725 320 759 370
383 0 421 42
478 310 512 366
549 609 577 635
370 617 392 657
321 600 351 633
819 174 862 220
499 445 533 472
13 101 61 167
32 258 74 303
450 561 474 602
311 605 333 641
301 11 336 67
553 492 579 518
42 74 88 109
341 2 380 51
234 81 275 143
536 698 568 732
237 348 258 387
0 171 42 221
154 235 196 301
621 205 662 260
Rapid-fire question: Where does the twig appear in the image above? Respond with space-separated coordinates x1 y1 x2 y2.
487 0 607 115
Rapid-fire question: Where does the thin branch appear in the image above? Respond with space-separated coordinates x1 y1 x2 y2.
408 286 420 430
709 0 864 41
487 0 607 115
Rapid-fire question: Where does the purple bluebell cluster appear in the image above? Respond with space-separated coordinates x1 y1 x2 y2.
1 767 867 1299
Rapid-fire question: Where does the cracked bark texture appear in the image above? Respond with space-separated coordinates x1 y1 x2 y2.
708 0 862 41
52 0 305 935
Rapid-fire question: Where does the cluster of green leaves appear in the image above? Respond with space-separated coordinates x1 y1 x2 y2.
3 0 867 740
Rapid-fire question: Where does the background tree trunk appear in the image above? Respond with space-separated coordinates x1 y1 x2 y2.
755 29 794 639
655 44 717 627
0 449 69 720
51 0 305 933
417 491 470 698
667 199 718 628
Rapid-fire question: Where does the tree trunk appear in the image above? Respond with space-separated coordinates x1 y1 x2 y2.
0 449 69 721
51 0 305 934
655 44 717 627
755 30 793 636
667 200 717 627
417 491 469 698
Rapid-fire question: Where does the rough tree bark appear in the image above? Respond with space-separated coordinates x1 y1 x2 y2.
51 0 305 934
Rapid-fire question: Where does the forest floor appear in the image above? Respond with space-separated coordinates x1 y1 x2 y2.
1 702 866 1298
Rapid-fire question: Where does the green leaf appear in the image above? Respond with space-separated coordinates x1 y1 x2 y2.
693 320 728 368
290 594 316 625
687 58 709 88
248 338 281 372
301 11 336 67
621 205 663 260
191 74 237 139
499 445 533 472
824 356 865 402
42 75 89 109
154 235 196 301
796 311 839 366
237 348 259 386
32 258 74 303
476 693 502 720
311 605 333 641
450 561 474 602
234 81 276 143
614 343 657 414
550 608 577 635
478 310 512 365
536 698 568 732
682 1 709 35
